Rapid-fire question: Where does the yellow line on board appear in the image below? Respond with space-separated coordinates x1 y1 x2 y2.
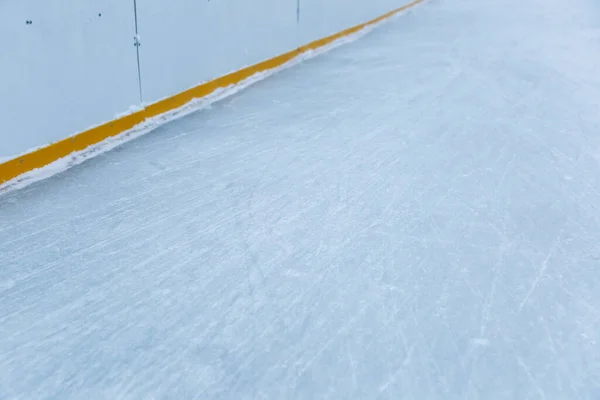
0 0 424 186
298 0 424 52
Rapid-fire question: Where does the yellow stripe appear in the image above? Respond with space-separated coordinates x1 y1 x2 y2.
0 0 424 186
298 0 424 52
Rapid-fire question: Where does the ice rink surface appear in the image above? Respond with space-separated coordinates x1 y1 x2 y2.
2 0 600 398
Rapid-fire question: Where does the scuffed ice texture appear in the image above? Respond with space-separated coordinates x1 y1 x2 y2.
2 0 600 398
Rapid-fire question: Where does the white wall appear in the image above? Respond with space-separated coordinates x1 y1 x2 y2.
0 0 413 161
0 0 141 159
136 0 298 105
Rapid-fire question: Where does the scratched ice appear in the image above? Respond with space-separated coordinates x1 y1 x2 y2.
1 0 600 398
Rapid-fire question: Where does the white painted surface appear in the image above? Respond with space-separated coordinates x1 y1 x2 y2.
136 0 298 104
298 0 413 45
0 0 141 159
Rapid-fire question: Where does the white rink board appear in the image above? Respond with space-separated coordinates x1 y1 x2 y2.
0 0 415 162
135 0 298 104
0 0 141 159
